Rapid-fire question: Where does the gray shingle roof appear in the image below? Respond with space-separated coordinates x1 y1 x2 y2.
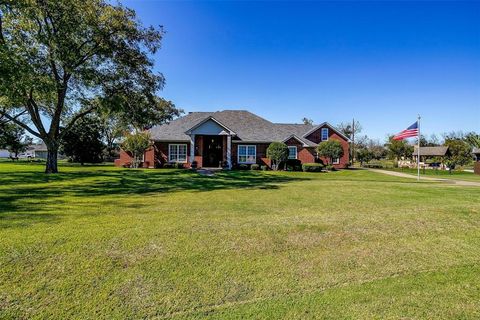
149 110 340 146
413 146 449 156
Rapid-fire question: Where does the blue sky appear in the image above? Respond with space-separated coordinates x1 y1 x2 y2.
124 0 479 140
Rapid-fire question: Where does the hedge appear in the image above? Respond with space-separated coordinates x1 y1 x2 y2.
302 163 324 172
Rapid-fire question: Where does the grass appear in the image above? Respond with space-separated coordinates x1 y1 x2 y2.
1 162 479 319
385 167 480 182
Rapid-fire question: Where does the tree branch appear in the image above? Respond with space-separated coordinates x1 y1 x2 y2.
26 89 48 136
0 110 42 138
0 12 5 45
58 106 95 140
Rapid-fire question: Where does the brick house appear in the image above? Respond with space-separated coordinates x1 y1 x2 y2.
115 110 350 169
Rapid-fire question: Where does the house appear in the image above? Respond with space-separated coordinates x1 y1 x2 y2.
474 148 480 162
412 146 450 169
26 143 49 159
474 148 480 175
0 149 10 158
115 110 350 169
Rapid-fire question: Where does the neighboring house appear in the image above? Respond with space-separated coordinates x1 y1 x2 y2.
0 149 11 158
115 110 350 169
474 148 480 175
29 143 49 159
412 146 450 169
474 148 480 162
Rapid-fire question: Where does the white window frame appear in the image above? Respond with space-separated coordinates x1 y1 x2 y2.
287 146 297 160
333 157 340 164
168 144 187 163
237 145 256 164
321 128 329 141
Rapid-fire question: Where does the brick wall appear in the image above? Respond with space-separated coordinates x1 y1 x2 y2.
305 125 349 168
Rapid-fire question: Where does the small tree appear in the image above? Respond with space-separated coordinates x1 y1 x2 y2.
316 140 344 165
266 142 289 170
356 148 373 166
0 123 31 159
444 139 471 173
61 116 105 165
121 131 152 168
385 136 413 166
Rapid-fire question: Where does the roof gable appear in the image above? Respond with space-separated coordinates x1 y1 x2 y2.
185 117 235 135
303 122 350 142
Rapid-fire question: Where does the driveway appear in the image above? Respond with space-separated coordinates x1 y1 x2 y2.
366 168 480 187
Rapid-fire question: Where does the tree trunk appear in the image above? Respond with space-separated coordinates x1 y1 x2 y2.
45 144 59 174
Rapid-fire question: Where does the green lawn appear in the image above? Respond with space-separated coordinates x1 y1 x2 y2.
385 167 480 182
1 162 479 319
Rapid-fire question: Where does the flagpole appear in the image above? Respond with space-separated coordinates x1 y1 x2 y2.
417 114 421 181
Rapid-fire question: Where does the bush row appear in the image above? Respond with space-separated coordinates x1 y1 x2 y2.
301 163 324 172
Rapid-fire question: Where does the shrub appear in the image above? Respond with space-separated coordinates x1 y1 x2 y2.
162 163 174 169
266 142 288 170
191 161 198 169
238 164 249 170
260 165 268 171
302 163 323 172
363 163 382 169
285 159 302 171
325 164 336 171
250 164 260 170
173 162 184 169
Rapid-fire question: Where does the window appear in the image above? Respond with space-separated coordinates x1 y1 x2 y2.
169 144 187 163
321 128 329 141
238 145 256 164
333 157 340 164
288 146 297 159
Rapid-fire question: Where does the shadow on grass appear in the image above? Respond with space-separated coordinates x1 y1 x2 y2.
0 169 308 228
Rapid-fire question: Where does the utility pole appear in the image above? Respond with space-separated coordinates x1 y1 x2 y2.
352 118 355 165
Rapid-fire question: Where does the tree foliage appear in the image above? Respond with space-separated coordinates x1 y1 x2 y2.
0 0 179 173
385 136 413 162
302 117 313 125
356 148 373 166
316 140 344 165
0 122 31 158
464 132 480 149
266 142 288 170
337 121 362 140
60 116 105 164
121 131 152 168
444 139 472 171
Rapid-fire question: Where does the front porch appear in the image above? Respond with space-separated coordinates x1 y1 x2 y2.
187 117 234 169
191 134 232 169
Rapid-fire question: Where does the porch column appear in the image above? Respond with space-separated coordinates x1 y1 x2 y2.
190 134 195 164
227 134 232 169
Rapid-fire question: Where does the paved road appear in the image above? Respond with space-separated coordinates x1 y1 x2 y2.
367 169 480 187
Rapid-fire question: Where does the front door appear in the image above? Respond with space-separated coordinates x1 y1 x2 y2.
203 136 223 167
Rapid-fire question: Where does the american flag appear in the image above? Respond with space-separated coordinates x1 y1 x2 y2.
393 121 419 140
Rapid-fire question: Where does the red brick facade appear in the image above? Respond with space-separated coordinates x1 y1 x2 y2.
115 124 349 169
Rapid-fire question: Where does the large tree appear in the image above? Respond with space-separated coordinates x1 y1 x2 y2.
0 0 179 173
60 115 105 165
